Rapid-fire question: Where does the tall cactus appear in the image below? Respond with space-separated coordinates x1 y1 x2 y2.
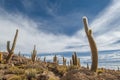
83 16 98 72
31 45 37 63
6 29 18 63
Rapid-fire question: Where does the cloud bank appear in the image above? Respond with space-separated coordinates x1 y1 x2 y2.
0 0 120 54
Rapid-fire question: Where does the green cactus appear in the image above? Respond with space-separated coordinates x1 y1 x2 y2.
83 16 98 72
6 29 18 63
31 45 37 63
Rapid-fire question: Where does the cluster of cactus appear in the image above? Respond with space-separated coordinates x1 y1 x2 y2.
63 56 66 66
31 45 37 63
6 29 18 63
83 16 98 72
0 52 2 63
53 54 58 64
71 52 81 67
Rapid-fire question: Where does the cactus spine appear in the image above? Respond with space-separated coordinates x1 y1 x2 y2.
63 56 66 66
31 45 37 63
83 16 98 72
6 29 18 63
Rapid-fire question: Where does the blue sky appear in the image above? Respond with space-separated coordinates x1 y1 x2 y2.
0 0 120 53
0 0 110 35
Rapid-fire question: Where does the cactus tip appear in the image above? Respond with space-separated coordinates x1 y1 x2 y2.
83 16 87 20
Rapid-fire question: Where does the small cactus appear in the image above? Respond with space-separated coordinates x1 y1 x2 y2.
31 45 37 63
70 59 73 66
87 63 89 69
44 57 46 62
63 56 66 66
6 29 18 63
77 58 81 67
74 52 78 65
53 54 57 64
72 54 75 65
83 16 98 72
72 52 80 67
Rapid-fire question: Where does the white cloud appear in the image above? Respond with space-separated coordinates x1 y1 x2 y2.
0 0 120 54
91 0 120 51
0 8 79 53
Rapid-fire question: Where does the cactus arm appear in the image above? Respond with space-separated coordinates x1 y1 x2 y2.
74 52 77 65
72 54 75 65
11 29 18 51
83 16 89 36
7 41 11 52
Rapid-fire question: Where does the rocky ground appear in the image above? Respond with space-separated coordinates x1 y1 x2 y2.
0 52 120 80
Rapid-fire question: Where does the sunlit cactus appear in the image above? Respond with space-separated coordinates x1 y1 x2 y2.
6 29 18 63
83 16 98 72
31 45 37 63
